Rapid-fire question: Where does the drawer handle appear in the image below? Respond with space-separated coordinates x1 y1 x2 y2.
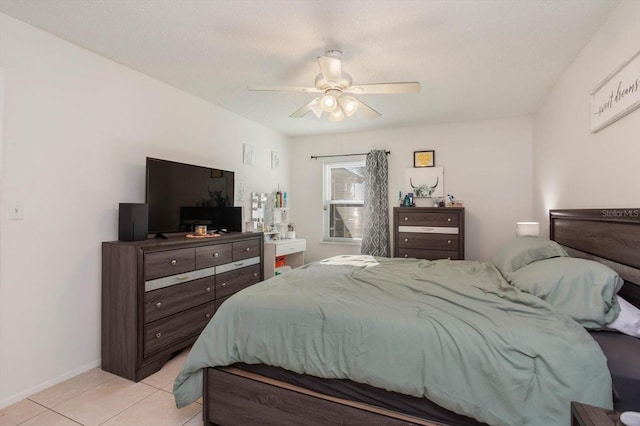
253 273 258 277
213 252 219 258
404 217 408 221
447 218 452 222
221 283 227 288
155 302 162 309
155 332 162 339
404 254 408 258
404 238 408 242
205 313 211 319
170 260 177 265
205 287 211 293
245 247 251 252
447 257 451 260
448 240 452 244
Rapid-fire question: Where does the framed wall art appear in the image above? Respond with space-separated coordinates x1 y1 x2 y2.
405 167 444 198
414 150 435 167
243 143 253 165
590 50 640 133
271 151 280 169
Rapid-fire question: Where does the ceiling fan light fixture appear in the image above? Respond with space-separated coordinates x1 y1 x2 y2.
340 96 359 117
329 106 345 122
320 94 337 112
320 89 342 113
249 50 414 122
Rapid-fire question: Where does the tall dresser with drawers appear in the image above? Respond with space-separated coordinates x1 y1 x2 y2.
102 233 263 381
393 207 465 260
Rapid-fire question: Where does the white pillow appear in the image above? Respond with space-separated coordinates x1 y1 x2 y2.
605 295 640 338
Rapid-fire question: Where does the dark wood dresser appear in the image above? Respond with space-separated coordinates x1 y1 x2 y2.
102 233 263 381
393 207 465 260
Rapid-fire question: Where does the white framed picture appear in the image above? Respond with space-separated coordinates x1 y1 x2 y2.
235 181 245 201
243 144 253 165
271 151 280 169
590 50 640 133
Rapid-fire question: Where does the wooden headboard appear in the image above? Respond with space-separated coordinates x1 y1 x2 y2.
549 208 640 308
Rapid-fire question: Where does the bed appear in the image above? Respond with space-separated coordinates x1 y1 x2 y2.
173 208 640 425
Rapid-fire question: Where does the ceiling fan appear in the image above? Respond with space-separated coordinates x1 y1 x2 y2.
248 50 421 122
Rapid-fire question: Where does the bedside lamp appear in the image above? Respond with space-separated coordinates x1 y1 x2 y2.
516 222 540 237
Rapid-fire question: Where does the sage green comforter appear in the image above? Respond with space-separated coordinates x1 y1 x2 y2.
173 255 612 425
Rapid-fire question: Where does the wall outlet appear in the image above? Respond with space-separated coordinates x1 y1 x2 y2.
8 201 24 220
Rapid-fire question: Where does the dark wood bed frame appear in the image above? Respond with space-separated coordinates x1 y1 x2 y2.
201 208 640 426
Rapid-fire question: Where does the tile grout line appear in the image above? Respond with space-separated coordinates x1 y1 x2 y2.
94 387 161 426
25 379 160 426
19 373 119 425
27 373 118 410
14 400 83 426
183 409 204 426
4 363 189 426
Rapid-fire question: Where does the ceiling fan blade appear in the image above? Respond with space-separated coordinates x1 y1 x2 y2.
354 98 381 119
290 97 322 118
317 56 342 85
248 86 322 93
344 82 421 94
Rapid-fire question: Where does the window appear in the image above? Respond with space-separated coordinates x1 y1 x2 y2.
323 161 366 242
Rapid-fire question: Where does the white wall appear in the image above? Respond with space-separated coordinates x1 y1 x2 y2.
0 14 289 408
4 0 635 409
533 0 640 231
290 117 533 263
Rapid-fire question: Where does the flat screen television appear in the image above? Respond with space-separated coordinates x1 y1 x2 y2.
145 157 239 236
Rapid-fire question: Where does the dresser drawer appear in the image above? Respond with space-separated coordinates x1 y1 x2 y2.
397 233 459 250
398 248 461 261
275 239 306 256
232 239 260 261
397 211 459 227
216 264 261 299
144 301 215 356
144 248 195 281
196 243 232 269
144 275 216 323
398 225 459 235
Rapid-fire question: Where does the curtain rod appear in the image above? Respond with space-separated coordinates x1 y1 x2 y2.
310 150 390 159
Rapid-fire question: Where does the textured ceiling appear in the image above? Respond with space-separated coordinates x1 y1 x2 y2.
0 0 619 137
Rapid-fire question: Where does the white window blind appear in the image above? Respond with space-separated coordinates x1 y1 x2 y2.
322 161 366 242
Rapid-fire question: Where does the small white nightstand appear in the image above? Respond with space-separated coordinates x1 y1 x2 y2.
264 239 306 278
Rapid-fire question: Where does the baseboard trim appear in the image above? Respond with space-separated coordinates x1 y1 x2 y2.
0 359 101 409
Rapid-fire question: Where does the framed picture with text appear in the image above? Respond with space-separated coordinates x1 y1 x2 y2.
590 50 640 133
414 150 435 168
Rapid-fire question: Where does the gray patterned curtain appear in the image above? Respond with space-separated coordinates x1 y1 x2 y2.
361 150 390 257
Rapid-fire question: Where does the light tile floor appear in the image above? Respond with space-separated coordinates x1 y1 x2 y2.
0 349 202 426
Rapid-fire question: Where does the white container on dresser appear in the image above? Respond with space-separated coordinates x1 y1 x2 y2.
264 238 306 278
393 207 465 260
102 233 263 381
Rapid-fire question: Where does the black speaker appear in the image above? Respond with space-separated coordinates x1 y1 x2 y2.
119 203 148 241
227 206 242 232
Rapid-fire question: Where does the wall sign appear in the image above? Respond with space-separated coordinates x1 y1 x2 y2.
590 50 640 133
